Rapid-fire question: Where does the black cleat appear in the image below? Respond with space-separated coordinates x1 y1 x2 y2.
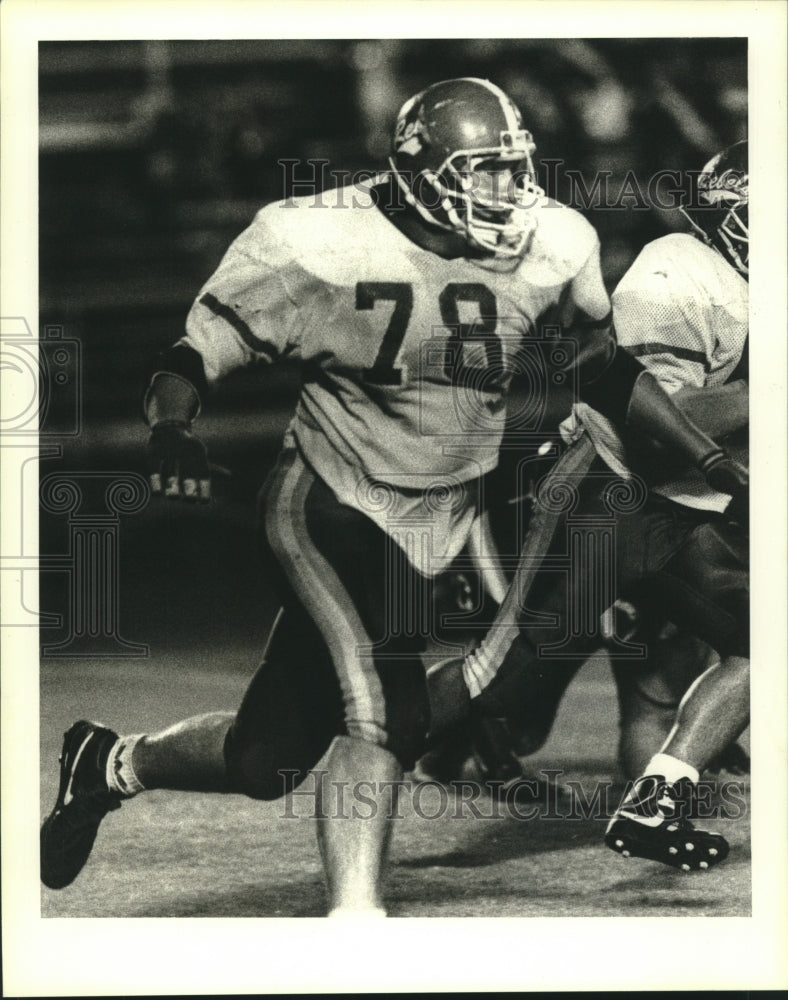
40 720 123 889
605 775 729 872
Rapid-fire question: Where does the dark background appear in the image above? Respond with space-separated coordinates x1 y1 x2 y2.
38 38 747 657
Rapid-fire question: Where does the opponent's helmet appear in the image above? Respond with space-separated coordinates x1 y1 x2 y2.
388 78 543 258
681 140 748 276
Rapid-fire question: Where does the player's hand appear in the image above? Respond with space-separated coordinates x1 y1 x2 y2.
147 420 211 502
701 453 748 524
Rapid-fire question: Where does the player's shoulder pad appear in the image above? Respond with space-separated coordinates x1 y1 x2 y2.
628 232 706 270
223 200 300 271
616 232 745 308
526 196 599 282
237 180 382 279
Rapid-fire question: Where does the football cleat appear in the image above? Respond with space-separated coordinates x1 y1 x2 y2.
605 774 729 872
40 720 123 889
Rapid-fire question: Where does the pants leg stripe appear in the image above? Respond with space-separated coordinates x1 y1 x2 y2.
463 437 597 699
264 450 388 745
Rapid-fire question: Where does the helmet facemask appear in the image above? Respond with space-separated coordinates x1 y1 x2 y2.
391 130 543 258
715 200 748 276
680 143 749 276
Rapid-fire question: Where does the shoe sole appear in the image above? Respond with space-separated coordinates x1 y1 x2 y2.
605 815 730 872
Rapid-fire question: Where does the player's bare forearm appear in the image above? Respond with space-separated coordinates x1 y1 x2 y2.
672 380 748 440
627 372 728 465
570 330 722 464
626 370 748 510
568 333 747 506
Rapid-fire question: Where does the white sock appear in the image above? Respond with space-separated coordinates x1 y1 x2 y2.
105 734 146 797
644 753 699 787
327 907 387 919
462 645 497 700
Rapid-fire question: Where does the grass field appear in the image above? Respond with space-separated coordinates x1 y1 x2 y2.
40 650 751 919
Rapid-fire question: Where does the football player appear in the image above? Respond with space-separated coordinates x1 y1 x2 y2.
603 141 749 869
427 141 750 872
40 81 746 914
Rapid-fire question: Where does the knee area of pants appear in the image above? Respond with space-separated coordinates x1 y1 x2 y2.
228 760 286 801
348 720 427 773
240 778 285 801
223 735 291 801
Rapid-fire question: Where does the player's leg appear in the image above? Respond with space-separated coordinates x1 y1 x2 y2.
39 709 236 889
129 712 236 791
112 608 354 795
69 448 424 912
39 601 339 891
629 514 750 778
422 585 586 777
40 457 349 891
257 451 430 916
658 654 749 767
612 627 715 780
422 441 603 773
606 512 749 870
315 736 400 916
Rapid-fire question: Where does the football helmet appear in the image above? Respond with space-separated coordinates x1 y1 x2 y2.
681 140 748 276
389 78 543 258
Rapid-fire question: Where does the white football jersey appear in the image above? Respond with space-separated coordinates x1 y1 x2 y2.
181 178 609 572
565 233 748 511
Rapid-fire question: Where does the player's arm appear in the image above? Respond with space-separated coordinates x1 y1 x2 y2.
608 255 749 495
558 242 747 504
143 221 299 501
467 510 508 606
669 380 748 440
622 378 749 488
144 344 211 501
609 271 749 443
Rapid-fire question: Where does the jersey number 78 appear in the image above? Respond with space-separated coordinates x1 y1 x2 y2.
357 281 503 387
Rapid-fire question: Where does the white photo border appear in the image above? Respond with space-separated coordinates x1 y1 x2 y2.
2 0 786 994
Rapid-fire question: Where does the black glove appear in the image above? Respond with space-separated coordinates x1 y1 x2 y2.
147 420 211 502
701 453 749 525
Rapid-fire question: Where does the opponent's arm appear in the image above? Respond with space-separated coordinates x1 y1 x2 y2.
672 380 748 440
570 326 747 503
467 510 508 606
561 245 747 505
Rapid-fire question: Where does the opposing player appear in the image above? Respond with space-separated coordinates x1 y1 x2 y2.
40 81 746 914
604 140 749 868
427 141 749 871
